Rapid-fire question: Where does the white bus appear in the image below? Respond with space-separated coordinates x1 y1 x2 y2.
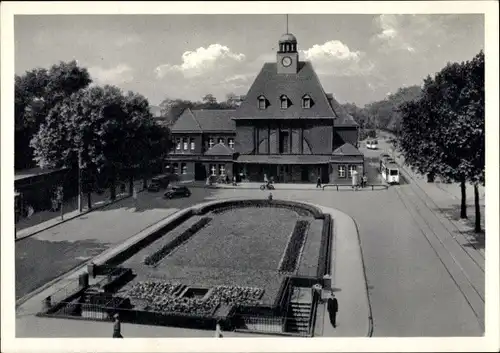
366 139 379 150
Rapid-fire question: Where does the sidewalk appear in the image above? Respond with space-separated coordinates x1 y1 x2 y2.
15 199 371 338
188 181 386 191
15 181 145 240
314 205 371 337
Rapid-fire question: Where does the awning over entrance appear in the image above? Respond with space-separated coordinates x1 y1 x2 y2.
236 155 331 165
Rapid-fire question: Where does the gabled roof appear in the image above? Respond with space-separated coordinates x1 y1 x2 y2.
234 62 336 119
328 97 359 127
205 143 234 156
170 109 236 132
170 109 202 132
332 142 363 156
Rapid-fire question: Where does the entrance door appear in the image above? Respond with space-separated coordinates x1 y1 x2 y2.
301 166 309 182
194 163 207 181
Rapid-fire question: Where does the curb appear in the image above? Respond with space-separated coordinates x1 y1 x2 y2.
15 204 179 308
188 184 388 192
15 189 144 242
351 216 374 337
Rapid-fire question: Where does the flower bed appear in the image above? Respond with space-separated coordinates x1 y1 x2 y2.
279 220 310 273
144 217 212 266
126 280 182 300
124 280 264 317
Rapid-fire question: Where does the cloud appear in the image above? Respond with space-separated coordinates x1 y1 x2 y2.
155 44 246 79
88 64 134 85
372 14 457 53
302 40 374 76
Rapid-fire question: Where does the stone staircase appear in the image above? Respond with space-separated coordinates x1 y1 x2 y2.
285 287 313 335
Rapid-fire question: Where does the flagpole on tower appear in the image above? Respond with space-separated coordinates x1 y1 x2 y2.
286 14 289 33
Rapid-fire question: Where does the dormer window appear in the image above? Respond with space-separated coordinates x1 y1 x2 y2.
302 94 312 109
280 95 290 109
257 95 267 110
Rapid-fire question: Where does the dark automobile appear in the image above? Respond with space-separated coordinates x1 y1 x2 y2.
164 186 191 199
148 174 170 192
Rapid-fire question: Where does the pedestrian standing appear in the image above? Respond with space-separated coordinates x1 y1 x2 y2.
264 173 268 184
327 292 338 328
363 174 368 188
215 320 223 338
352 170 359 191
112 313 123 338
316 176 322 188
132 186 138 210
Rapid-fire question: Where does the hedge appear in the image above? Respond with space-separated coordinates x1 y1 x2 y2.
316 214 333 278
197 200 324 219
279 220 310 273
144 217 212 266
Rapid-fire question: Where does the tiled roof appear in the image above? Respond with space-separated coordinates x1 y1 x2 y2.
236 155 331 164
329 98 359 127
170 109 236 132
332 142 363 156
205 143 234 156
234 62 336 119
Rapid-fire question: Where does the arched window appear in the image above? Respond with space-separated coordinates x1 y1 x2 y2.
257 95 267 110
302 94 312 109
280 95 289 109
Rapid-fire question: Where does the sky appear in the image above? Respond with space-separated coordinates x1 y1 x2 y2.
14 14 484 107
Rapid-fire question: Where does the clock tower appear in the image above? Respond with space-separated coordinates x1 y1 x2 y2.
277 33 299 74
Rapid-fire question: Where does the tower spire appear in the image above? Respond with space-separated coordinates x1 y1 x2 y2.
286 14 289 34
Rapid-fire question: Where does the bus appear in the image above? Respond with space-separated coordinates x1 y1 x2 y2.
366 139 379 150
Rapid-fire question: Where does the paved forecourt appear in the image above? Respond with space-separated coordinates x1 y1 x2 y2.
15 178 484 336
16 196 370 338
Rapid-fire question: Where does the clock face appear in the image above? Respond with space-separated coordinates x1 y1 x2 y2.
282 56 292 67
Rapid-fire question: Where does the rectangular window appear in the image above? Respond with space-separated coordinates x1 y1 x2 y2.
218 138 225 145
302 99 311 109
176 138 181 150
218 164 225 176
348 165 357 178
190 138 195 150
208 138 214 149
210 164 216 176
228 138 235 149
258 99 266 110
183 138 188 150
181 163 187 175
173 163 179 174
338 165 346 178
281 99 288 109
390 169 399 176
279 131 289 154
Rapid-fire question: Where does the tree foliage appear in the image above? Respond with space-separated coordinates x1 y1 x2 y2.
15 60 92 169
30 85 169 198
398 51 484 227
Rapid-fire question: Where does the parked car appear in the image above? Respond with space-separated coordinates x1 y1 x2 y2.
164 186 191 199
148 174 170 192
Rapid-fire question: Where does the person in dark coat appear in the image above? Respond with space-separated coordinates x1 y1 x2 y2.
327 293 338 328
112 313 123 338
316 176 322 188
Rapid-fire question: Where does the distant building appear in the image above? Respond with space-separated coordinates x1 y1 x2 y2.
165 32 364 183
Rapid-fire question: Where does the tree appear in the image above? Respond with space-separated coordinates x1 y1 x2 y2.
202 93 217 104
15 61 92 169
31 85 167 205
398 51 485 227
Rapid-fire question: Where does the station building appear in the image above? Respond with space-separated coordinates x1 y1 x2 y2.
165 32 364 184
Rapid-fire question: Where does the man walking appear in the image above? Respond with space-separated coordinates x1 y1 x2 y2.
112 313 123 338
316 176 322 188
327 292 338 328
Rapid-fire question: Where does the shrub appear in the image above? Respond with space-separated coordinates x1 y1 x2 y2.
316 215 332 277
144 217 212 266
279 220 310 273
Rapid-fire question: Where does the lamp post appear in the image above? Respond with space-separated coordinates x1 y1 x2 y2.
77 150 83 212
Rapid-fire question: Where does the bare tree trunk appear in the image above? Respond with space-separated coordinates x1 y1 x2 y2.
460 177 467 219
128 176 134 196
110 167 117 201
474 183 481 233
